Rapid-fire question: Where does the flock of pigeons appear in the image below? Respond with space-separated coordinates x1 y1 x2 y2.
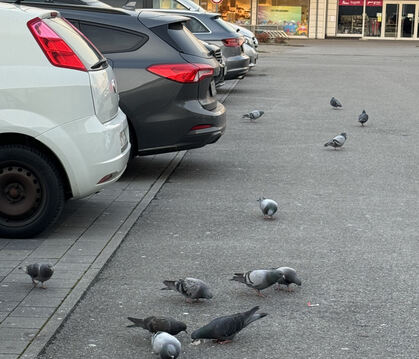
325 97 369 149
16 98 368 358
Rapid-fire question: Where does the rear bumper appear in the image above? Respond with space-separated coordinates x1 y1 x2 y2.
38 108 130 198
243 43 258 66
225 54 250 80
137 101 226 156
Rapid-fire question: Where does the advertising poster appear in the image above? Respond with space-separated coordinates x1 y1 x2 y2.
258 5 307 35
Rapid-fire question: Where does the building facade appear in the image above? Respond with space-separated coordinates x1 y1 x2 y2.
196 0 419 39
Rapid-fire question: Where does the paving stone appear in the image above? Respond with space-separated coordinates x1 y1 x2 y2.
0 312 8 323
0 261 16 270
0 251 32 260
27 245 71 259
0 354 19 359
0 302 19 312
3 241 43 250
20 294 64 308
53 262 90 272
1 316 47 329
10 306 56 318
59 255 97 265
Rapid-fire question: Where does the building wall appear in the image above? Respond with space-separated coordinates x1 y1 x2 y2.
326 0 339 37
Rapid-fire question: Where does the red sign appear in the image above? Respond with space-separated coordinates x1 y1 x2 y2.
339 0 382 5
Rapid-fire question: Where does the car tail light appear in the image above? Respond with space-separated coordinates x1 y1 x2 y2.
191 125 212 131
222 37 244 47
27 17 86 72
147 63 214 83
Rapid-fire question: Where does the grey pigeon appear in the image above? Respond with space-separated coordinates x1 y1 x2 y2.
127 316 187 335
19 263 54 288
161 278 213 302
230 269 283 297
191 306 267 344
358 110 369 126
152 331 181 359
257 197 278 219
324 132 347 149
330 97 342 109
242 110 264 121
275 267 302 291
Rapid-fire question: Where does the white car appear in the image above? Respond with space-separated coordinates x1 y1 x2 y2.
0 3 130 238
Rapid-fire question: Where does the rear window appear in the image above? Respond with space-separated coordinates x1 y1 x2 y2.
152 0 188 10
185 17 209 33
214 17 237 33
45 17 103 69
151 22 209 57
78 22 148 54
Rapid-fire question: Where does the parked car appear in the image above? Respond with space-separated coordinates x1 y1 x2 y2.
228 23 258 67
19 1 227 156
200 40 226 87
141 9 250 80
0 3 130 238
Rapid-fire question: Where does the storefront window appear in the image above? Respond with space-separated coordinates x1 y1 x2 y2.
257 0 309 36
364 2 383 37
200 0 252 25
337 1 363 35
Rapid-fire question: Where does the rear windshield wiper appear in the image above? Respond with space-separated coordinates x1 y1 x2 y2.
90 58 107 70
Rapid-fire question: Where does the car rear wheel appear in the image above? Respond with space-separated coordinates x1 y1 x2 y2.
0 145 65 238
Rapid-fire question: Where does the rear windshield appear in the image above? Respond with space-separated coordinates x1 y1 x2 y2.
45 17 103 69
151 22 209 57
214 17 236 34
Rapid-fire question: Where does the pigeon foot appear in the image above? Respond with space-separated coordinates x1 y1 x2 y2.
214 339 233 344
255 290 266 298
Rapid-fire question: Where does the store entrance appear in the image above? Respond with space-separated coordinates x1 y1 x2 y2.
383 1 418 38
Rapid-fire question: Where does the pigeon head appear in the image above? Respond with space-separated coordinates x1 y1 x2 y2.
160 343 179 359
284 271 301 286
191 326 207 340
202 287 213 299
259 111 265 115
175 322 187 334
257 197 266 202
340 133 347 139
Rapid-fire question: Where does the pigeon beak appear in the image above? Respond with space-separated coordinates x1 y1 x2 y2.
184 330 188 334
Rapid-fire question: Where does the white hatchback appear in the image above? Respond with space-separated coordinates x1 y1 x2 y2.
0 3 130 238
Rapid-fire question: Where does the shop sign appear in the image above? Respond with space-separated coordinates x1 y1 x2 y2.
339 0 382 5
210 0 223 3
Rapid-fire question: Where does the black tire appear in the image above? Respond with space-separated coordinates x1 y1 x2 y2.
0 144 65 238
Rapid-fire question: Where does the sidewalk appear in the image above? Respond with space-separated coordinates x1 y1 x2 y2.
0 79 238 359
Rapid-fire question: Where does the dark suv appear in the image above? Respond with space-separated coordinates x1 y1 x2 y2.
19 1 226 156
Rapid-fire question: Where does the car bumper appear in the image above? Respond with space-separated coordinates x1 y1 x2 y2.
243 43 258 67
138 101 226 156
224 54 250 80
38 108 130 198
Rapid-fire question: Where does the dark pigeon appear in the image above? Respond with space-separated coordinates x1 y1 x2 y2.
230 269 283 297
191 306 268 344
127 316 187 335
275 267 302 291
152 332 181 359
330 97 342 109
358 110 369 126
324 132 347 149
242 110 264 121
19 263 54 288
161 278 213 302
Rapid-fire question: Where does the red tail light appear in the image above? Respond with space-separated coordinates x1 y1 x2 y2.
222 37 244 47
147 63 214 83
191 125 212 131
27 17 86 72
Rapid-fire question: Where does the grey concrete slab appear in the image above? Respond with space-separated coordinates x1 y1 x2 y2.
0 354 19 359
0 312 8 322
10 306 56 319
34 41 419 359
1 316 47 329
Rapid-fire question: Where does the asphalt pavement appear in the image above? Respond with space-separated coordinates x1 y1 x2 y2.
36 40 418 359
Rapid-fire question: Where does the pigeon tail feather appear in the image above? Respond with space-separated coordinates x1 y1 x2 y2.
161 280 176 291
230 273 246 283
126 317 145 328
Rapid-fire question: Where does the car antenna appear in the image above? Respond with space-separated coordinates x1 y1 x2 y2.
122 1 136 10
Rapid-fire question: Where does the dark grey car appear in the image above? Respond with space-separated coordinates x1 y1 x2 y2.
20 1 226 156
138 9 250 80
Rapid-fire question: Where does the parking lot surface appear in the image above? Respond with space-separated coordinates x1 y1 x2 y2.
4 40 419 358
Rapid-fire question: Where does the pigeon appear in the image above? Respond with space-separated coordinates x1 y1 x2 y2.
127 316 187 335
275 267 302 291
152 331 181 359
324 132 347 149
191 306 267 344
242 110 264 121
19 263 54 288
358 110 369 126
161 278 213 302
330 97 342 109
257 197 278 219
230 269 283 297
